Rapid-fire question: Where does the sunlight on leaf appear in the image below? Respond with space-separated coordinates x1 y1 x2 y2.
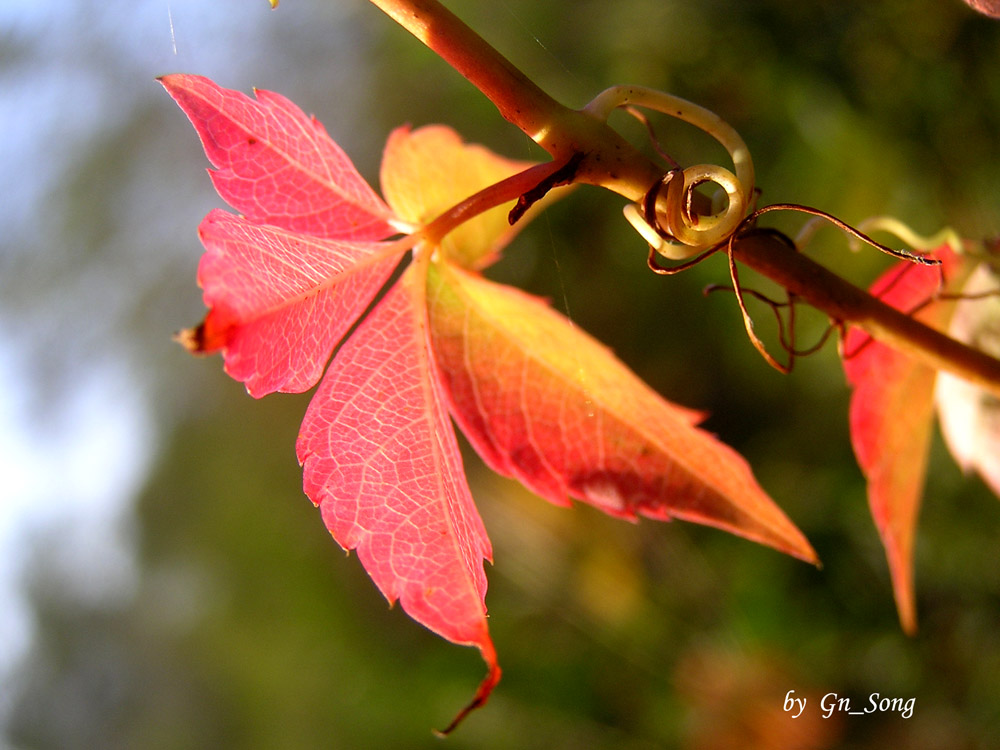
168 74 823 731
381 125 537 269
843 246 961 633
160 74 395 240
295 265 500 727
296 266 494 649
178 209 405 397
427 260 817 563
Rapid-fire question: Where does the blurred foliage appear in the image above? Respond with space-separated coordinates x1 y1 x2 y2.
5 0 1000 747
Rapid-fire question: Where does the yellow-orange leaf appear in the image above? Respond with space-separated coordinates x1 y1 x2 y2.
380 125 537 269
427 261 817 564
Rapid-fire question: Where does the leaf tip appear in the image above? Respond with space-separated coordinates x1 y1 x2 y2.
156 73 188 96
434 653 501 737
786 539 821 568
173 323 209 354
753 517 819 568
899 608 918 637
887 543 919 636
801 537 821 567
156 75 175 97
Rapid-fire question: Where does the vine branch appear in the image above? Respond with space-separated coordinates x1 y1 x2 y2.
367 0 1000 400
733 231 1000 396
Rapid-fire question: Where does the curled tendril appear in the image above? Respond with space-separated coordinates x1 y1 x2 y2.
584 85 754 259
723 207 942 372
703 283 842 373
586 84 953 372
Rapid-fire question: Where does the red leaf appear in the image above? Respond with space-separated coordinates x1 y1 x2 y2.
167 74 822 725
178 209 405 397
159 74 395 240
296 264 499 716
427 261 817 564
843 247 960 633
962 0 1000 18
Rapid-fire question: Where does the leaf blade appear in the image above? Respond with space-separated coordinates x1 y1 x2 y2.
181 209 404 397
427 261 817 563
380 124 537 268
295 265 498 695
160 74 395 239
843 247 960 633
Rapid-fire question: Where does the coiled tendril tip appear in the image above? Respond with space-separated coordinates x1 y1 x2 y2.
585 85 754 259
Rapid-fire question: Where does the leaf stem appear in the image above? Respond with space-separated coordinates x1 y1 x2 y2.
420 160 570 244
367 0 665 198
366 0 565 142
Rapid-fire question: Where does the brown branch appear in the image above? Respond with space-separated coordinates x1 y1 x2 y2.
733 232 1000 399
367 0 1000 399
368 0 562 140
367 0 665 199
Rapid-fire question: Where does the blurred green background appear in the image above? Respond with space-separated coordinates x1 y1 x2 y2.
2 1 999 748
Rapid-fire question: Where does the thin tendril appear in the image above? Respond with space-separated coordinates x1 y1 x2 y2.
855 216 963 255
705 284 840 366
750 204 941 266
726 228 790 372
646 243 724 275
719 204 942 370
623 105 682 169
937 288 1000 302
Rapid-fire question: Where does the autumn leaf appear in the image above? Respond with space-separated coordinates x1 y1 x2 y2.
162 74 510 726
842 246 960 633
161 74 396 240
178 209 406 396
380 124 537 269
426 260 817 563
296 264 500 727
166 74 818 730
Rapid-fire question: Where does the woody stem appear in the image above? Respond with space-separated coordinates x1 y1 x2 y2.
734 233 1000 398
368 0 1000 399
